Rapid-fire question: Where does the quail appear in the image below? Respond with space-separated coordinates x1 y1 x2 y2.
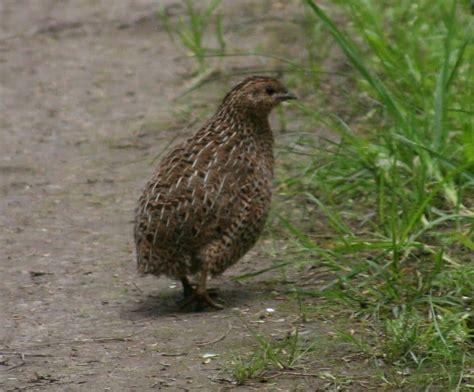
134 76 296 309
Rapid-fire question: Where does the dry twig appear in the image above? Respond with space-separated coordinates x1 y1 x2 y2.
196 324 232 347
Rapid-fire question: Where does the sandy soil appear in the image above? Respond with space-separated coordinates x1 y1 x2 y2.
0 1 351 391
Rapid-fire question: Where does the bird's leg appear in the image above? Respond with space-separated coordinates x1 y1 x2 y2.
195 266 223 309
180 276 194 298
180 264 223 310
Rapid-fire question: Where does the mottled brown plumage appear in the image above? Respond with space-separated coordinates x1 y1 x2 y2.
134 76 296 309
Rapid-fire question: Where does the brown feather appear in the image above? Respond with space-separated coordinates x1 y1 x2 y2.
133 76 295 304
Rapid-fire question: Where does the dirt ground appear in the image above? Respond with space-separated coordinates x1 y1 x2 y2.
0 1 359 391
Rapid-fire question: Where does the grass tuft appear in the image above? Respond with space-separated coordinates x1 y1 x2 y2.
158 0 225 74
230 322 317 385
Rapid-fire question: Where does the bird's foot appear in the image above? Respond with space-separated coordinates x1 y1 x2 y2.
182 284 219 299
179 290 224 311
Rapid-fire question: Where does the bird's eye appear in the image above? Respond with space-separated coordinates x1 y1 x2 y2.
265 86 275 95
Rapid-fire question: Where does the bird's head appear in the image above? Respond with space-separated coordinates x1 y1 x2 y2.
220 76 297 117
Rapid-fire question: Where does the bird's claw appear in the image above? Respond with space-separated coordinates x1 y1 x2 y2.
182 284 219 299
179 290 224 311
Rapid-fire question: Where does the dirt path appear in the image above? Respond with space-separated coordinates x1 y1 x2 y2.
0 2 335 391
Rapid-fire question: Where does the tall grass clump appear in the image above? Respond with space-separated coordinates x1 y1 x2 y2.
280 0 473 387
158 0 225 74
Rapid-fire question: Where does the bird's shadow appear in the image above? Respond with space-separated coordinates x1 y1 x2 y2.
122 279 269 319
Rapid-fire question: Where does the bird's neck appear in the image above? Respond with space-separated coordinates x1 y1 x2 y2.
216 105 272 136
214 107 274 167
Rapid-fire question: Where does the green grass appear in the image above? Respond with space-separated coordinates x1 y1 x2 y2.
231 325 317 384
230 299 317 385
276 0 473 389
158 0 225 74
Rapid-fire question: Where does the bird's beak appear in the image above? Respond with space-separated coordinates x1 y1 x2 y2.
277 91 297 101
